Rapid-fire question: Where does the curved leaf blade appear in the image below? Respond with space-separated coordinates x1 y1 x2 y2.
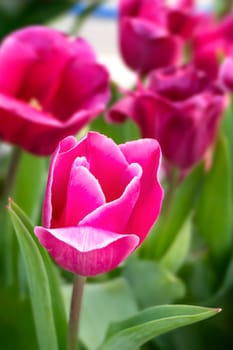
99 305 221 350
9 199 67 349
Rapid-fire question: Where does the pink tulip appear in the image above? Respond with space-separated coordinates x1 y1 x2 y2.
108 65 227 170
34 132 163 276
0 26 110 155
118 0 182 75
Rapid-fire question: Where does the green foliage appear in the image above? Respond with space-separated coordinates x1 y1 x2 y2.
99 305 220 350
123 259 185 308
63 278 138 350
195 136 233 263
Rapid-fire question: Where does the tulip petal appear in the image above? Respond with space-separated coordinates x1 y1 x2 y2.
70 37 96 61
119 0 166 26
46 60 110 121
120 138 163 242
77 132 135 202
2 26 72 104
148 65 209 101
79 163 142 233
43 136 81 227
0 94 66 154
62 162 106 226
0 36 36 96
119 19 181 74
34 226 139 276
0 92 98 156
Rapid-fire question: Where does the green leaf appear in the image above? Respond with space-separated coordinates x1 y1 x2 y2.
123 259 185 308
195 136 233 261
8 200 67 350
99 305 221 350
63 278 138 350
161 216 192 273
146 165 202 260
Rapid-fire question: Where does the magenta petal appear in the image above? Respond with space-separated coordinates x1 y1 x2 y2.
119 0 167 26
0 94 66 154
70 37 96 61
79 163 142 233
46 60 110 121
131 93 173 139
63 162 106 226
77 132 133 202
0 36 36 95
43 136 81 227
34 226 139 276
120 138 163 242
119 19 181 75
3 26 72 103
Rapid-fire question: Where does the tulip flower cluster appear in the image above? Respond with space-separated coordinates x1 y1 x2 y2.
112 0 230 174
1 1 233 350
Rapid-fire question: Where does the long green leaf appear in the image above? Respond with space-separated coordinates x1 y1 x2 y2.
8 203 59 350
161 216 192 273
9 199 67 350
99 305 221 350
195 136 233 261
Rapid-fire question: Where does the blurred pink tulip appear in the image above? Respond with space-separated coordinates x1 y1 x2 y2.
108 65 227 170
0 26 110 155
35 132 163 276
118 0 182 75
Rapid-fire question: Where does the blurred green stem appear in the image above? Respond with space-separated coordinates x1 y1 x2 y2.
70 0 106 36
67 274 87 350
215 0 233 17
2 146 22 286
4 146 22 199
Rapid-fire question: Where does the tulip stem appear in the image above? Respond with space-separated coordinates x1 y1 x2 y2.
67 274 86 350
